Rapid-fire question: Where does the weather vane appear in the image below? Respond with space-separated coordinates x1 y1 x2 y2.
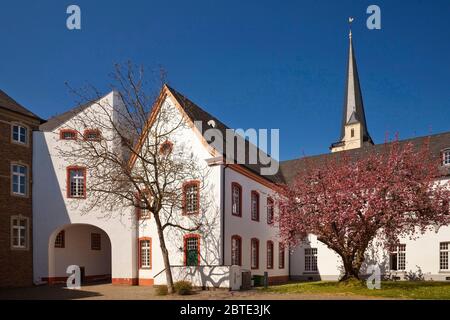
348 17 354 38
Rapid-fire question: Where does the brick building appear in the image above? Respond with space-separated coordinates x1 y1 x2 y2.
0 90 42 287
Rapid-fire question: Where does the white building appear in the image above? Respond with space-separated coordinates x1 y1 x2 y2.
32 32 450 288
33 87 289 288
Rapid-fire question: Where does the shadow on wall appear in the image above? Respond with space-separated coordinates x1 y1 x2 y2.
360 243 390 280
47 223 112 283
169 265 233 289
33 132 72 283
34 132 113 284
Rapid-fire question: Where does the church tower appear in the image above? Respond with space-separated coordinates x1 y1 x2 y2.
330 26 373 152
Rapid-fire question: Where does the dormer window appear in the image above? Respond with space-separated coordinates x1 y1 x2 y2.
83 129 101 141
60 129 77 140
443 149 450 166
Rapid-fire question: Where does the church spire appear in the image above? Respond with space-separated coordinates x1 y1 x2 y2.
331 19 373 152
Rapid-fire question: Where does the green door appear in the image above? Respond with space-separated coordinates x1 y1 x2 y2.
185 237 199 266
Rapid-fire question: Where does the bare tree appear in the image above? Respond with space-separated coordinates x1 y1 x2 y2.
58 62 212 293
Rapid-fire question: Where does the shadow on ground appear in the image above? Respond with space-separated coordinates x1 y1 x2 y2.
0 284 103 300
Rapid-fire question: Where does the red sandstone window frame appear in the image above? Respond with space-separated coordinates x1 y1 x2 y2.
231 235 242 266
251 238 259 269
83 129 102 141
159 140 174 155
267 240 274 269
231 182 242 217
251 191 260 222
183 234 201 266
66 166 87 199
182 180 200 215
135 190 152 220
60 129 78 140
138 237 152 269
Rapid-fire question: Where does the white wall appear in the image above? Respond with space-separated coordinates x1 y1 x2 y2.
224 168 289 280
290 222 450 281
290 235 342 281
49 224 111 278
136 96 223 284
33 92 138 284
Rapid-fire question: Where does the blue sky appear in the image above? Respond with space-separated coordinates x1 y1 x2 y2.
1 0 449 160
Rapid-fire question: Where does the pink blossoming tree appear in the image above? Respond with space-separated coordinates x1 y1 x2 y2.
278 139 450 281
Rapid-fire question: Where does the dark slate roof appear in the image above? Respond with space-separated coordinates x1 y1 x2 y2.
166 85 284 183
280 131 450 184
335 34 373 146
39 101 95 131
0 89 42 120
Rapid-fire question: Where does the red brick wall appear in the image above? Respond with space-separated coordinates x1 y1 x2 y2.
0 109 40 287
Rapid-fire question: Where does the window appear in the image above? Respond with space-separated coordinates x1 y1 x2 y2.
12 124 27 144
389 244 406 271
279 243 285 269
305 248 318 272
440 242 449 271
251 191 260 221
55 230 65 248
139 238 152 269
60 129 77 140
136 191 152 220
91 233 101 250
351 128 355 138
267 241 274 269
443 149 450 166
231 235 242 266
159 140 173 155
67 167 86 198
183 181 200 215
11 216 28 249
267 197 274 224
83 129 101 141
231 183 242 217
184 234 200 266
11 164 27 196
251 238 259 269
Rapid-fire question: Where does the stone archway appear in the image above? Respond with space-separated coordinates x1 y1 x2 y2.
46 223 112 284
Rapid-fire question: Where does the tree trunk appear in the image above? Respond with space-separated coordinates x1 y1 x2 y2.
154 214 175 293
340 251 365 282
340 262 361 281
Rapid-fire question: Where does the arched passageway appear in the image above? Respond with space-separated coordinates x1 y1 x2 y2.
46 224 112 284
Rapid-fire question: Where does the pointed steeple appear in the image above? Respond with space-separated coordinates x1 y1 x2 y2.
331 22 373 152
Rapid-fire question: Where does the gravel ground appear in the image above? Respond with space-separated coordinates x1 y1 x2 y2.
0 283 390 300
